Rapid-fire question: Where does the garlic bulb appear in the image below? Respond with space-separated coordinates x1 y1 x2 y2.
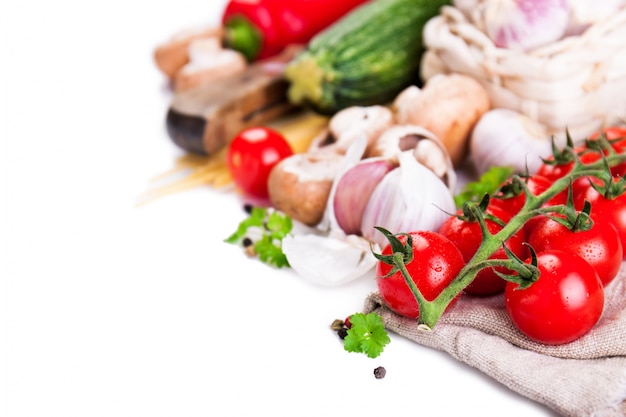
360 152 456 249
470 108 566 176
368 124 457 192
479 0 570 51
332 158 397 235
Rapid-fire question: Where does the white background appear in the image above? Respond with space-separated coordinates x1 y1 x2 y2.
1 1 557 416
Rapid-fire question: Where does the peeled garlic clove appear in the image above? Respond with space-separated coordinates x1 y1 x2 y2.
481 0 570 51
469 108 565 176
332 158 397 235
361 152 456 249
369 124 457 192
282 231 378 286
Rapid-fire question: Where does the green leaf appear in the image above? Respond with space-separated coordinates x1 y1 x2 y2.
454 166 514 208
343 312 390 359
225 207 292 268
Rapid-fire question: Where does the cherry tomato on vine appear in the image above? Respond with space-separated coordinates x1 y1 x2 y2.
536 145 601 184
438 206 528 296
226 127 293 199
574 177 626 259
527 216 622 286
376 231 465 319
589 126 626 177
488 174 567 235
505 250 604 345
489 174 565 217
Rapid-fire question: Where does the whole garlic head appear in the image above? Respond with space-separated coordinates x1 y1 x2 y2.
369 124 457 192
479 0 570 51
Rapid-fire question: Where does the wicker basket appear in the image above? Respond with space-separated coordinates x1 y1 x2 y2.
421 5 626 141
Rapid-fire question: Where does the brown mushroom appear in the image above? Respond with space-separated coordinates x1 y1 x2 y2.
393 74 491 167
267 151 346 226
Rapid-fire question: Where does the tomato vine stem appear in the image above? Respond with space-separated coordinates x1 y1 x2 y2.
383 143 626 330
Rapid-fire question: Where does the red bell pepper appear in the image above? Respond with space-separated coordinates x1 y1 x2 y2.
222 0 370 62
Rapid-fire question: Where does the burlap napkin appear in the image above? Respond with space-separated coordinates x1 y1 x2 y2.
363 263 626 417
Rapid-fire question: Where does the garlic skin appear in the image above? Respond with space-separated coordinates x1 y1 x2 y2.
480 0 570 51
360 152 456 249
470 108 565 176
332 158 397 235
282 228 378 286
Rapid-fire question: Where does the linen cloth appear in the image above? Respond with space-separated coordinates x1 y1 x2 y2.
363 263 626 417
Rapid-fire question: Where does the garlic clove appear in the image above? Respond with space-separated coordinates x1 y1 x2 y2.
315 135 370 234
282 230 378 286
332 157 397 235
361 152 456 249
368 124 457 192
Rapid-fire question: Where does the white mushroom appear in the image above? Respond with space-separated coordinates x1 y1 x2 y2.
153 26 223 79
308 105 394 155
174 38 247 91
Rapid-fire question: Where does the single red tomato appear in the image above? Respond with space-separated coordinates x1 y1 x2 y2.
527 216 622 286
438 206 527 296
376 231 465 319
505 250 604 345
574 177 626 259
226 127 293 199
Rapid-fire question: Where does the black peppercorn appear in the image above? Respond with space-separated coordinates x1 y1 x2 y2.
373 366 386 379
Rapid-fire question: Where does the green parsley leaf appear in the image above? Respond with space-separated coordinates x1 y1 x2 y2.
225 206 292 268
344 312 390 359
454 165 514 208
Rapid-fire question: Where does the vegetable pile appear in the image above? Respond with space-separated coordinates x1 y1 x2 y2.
151 0 626 364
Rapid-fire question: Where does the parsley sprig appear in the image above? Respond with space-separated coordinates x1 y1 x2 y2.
225 206 292 268
343 313 390 358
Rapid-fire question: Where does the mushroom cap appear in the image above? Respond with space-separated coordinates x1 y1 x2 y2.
268 152 344 226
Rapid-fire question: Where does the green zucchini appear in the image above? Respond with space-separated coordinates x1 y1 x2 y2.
284 0 451 115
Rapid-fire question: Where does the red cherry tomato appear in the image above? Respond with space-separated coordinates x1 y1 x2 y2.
574 177 626 259
505 250 604 345
527 216 622 286
226 127 293 199
376 231 465 319
536 145 600 183
489 175 565 217
438 206 528 296
488 174 567 235
589 126 626 178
